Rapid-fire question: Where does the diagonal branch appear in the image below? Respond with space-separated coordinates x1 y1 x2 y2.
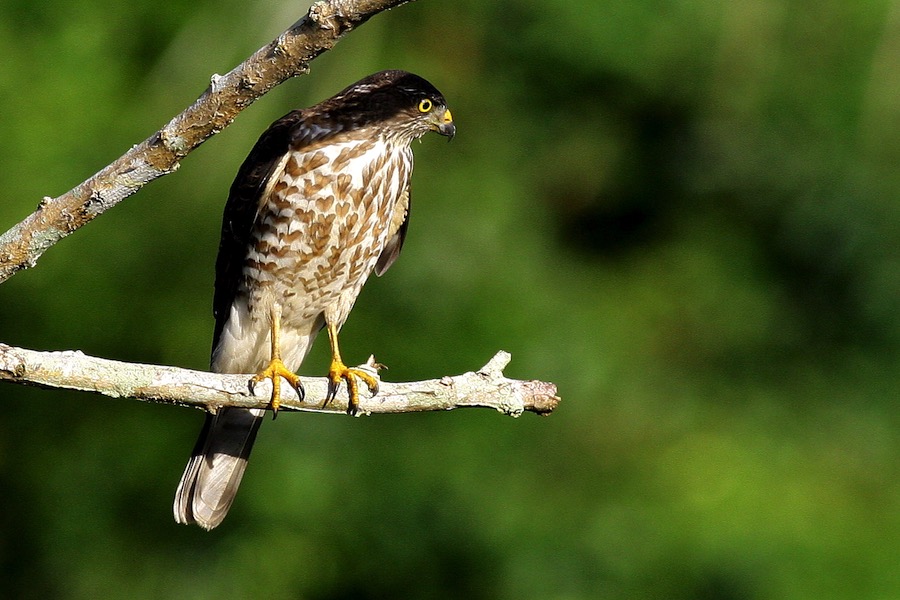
0 0 413 284
0 343 560 417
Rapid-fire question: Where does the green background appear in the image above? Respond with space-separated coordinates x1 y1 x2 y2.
1 1 898 598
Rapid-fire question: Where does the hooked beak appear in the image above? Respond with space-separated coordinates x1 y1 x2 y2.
434 108 456 140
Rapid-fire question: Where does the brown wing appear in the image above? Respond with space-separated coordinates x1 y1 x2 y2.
374 185 411 276
210 111 308 352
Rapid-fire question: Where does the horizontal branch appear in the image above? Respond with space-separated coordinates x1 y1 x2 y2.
0 343 560 417
0 0 413 283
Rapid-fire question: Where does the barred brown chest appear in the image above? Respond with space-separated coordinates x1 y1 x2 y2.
240 135 412 331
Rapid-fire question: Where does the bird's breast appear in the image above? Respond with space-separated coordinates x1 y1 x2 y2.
242 138 411 326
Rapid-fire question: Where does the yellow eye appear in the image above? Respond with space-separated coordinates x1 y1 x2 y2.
418 98 433 113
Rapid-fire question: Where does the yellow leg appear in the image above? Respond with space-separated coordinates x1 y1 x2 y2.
250 306 304 416
325 322 379 415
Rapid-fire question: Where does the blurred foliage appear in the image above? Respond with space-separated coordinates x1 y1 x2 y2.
1 1 899 598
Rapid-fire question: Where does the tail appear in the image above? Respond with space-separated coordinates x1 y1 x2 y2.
173 406 265 530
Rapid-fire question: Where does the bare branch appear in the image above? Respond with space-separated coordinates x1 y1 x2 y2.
0 0 414 284
0 343 560 417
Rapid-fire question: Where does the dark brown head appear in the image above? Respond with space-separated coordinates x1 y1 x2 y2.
309 70 455 144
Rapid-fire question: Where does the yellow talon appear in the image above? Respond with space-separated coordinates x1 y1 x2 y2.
326 358 380 415
251 358 303 415
324 322 380 415
250 305 304 417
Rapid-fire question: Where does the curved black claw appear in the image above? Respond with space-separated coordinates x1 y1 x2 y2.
247 377 282 421
324 379 338 406
324 359 381 416
247 358 303 420
293 378 306 403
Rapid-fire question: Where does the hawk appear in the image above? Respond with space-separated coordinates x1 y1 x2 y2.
174 70 455 530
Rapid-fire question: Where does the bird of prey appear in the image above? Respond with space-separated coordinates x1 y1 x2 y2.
174 70 455 530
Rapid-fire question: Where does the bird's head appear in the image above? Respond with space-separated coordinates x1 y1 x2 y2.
328 70 455 144
410 94 456 140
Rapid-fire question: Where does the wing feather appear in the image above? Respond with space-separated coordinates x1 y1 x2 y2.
374 186 411 276
211 110 312 352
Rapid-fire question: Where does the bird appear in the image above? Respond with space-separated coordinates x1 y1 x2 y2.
173 70 455 530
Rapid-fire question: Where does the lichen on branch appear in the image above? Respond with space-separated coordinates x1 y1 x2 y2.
0 344 560 417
